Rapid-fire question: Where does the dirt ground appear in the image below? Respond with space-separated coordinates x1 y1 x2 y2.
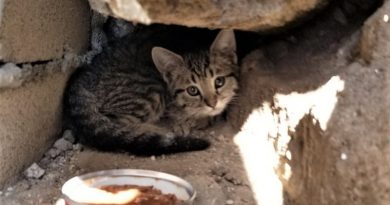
0 124 254 205
1 0 389 204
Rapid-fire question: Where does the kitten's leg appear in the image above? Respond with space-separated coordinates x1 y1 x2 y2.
129 123 210 155
163 118 209 137
117 116 210 155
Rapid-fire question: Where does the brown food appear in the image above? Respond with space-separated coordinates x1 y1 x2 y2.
96 185 181 205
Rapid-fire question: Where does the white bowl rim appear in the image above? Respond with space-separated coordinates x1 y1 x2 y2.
61 169 196 203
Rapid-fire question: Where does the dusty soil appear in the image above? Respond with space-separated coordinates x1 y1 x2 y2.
0 0 388 204
0 125 254 205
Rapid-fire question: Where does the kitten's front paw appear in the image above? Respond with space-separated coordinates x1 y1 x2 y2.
172 125 191 137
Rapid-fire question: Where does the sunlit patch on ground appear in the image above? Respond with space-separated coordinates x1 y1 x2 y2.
234 76 345 204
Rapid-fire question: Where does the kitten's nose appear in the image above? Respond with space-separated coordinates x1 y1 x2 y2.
205 97 217 108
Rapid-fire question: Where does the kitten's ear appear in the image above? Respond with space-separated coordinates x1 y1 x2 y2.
152 47 185 76
210 29 237 63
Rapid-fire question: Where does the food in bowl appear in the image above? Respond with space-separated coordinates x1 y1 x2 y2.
98 185 181 205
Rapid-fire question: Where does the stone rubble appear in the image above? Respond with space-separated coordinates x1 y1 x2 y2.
53 138 73 153
23 163 45 179
226 199 234 204
62 130 76 144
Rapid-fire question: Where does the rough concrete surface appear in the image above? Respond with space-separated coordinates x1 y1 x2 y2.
0 62 73 187
88 0 328 31
228 1 390 204
0 0 91 63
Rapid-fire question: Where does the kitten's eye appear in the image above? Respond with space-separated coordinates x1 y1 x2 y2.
186 86 200 96
215 77 225 89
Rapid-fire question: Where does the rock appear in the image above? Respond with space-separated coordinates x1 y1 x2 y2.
24 163 45 179
72 143 83 151
216 134 225 142
88 0 329 31
46 148 61 159
0 63 24 88
53 138 73 152
62 130 75 144
39 155 52 168
226 199 234 205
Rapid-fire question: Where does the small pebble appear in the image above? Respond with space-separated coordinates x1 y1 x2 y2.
24 163 45 179
45 173 57 180
47 148 61 158
39 156 52 168
62 130 76 144
6 187 13 192
150 156 156 161
384 14 389 23
54 138 73 151
216 134 225 141
72 143 83 151
226 199 234 204
340 153 348 160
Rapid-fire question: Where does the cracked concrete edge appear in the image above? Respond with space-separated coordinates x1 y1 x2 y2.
0 46 104 90
0 48 103 187
0 54 78 90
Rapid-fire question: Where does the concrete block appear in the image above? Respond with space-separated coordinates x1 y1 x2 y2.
0 0 91 63
88 0 328 31
0 66 71 186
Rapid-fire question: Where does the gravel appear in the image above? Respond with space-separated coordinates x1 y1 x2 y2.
24 163 45 179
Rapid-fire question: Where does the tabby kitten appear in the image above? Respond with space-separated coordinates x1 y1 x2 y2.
65 29 238 155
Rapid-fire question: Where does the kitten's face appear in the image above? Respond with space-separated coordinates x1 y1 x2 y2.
152 29 238 118
173 55 238 117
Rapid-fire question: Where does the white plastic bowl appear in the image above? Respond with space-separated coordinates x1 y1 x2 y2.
61 169 196 205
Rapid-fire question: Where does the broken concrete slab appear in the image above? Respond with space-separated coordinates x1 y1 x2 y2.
0 0 91 63
88 0 328 31
0 62 74 187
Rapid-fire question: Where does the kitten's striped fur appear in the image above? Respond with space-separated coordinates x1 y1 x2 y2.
65 28 238 155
